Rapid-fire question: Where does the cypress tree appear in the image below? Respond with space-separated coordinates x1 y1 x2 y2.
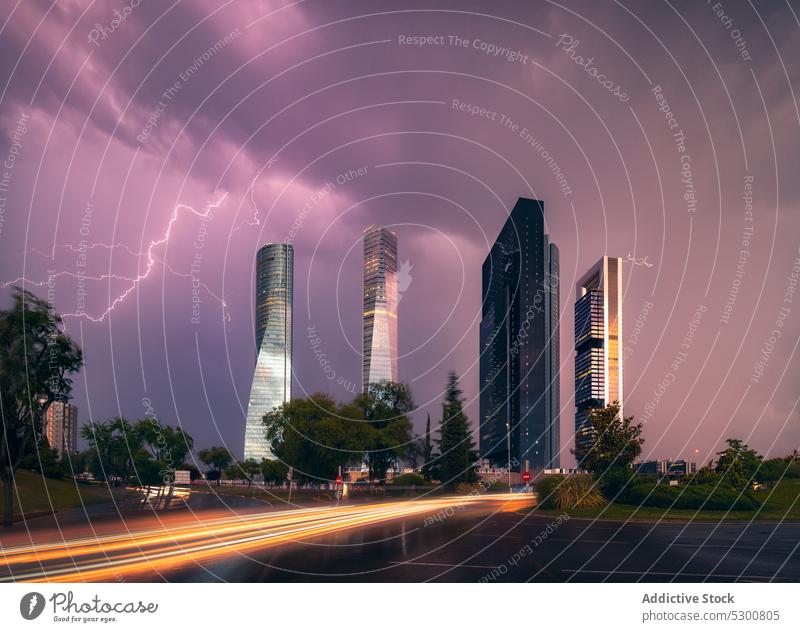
437 372 478 486
421 413 433 481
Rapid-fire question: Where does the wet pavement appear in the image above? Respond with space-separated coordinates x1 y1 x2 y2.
126 504 800 582
3 494 799 582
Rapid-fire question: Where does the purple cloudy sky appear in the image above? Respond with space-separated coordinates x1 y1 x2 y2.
1 1 798 467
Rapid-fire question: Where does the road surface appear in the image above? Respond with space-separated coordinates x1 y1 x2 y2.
1 492 798 582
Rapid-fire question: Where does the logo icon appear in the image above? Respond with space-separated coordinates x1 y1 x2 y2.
20 592 46 620
397 259 413 303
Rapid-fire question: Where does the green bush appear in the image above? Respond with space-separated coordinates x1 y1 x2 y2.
537 475 605 510
597 466 632 497
536 475 564 509
392 473 427 486
623 481 760 511
482 479 510 491
758 458 789 483
455 482 484 494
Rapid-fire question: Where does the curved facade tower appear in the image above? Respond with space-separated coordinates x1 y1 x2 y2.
244 243 293 461
362 226 398 390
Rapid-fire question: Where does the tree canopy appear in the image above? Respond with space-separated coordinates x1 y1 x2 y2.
355 383 415 482
80 417 194 487
572 401 644 477
263 393 371 483
197 446 232 482
715 438 762 488
1 287 83 526
262 385 415 484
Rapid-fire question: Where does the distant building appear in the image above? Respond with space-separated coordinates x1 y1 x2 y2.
46 401 78 458
574 256 623 457
668 460 697 476
543 468 582 476
244 243 293 461
635 459 697 476
635 460 669 476
479 198 560 472
362 226 398 390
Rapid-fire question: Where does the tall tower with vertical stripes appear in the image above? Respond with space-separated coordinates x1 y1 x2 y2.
574 256 623 456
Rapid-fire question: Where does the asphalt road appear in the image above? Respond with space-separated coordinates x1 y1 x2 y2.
167 507 800 583
2 494 799 582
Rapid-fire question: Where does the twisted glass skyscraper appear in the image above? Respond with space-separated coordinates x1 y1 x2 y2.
244 243 293 461
574 256 623 455
362 226 398 390
479 198 561 471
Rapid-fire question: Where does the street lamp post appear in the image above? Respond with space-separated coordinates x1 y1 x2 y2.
506 421 512 493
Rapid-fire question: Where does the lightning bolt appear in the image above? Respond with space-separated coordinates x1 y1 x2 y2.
233 177 263 232
31 242 142 260
625 252 654 268
28 594 38 614
3 195 230 323
233 159 278 234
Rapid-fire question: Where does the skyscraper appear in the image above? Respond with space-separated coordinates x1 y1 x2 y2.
479 198 560 472
574 256 623 456
244 243 293 461
46 400 78 458
362 226 398 390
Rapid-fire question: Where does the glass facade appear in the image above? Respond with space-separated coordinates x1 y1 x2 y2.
574 256 623 454
244 243 293 461
362 226 398 390
479 198 561 471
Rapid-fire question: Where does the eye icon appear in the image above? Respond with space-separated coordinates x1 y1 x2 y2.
20 592 46 620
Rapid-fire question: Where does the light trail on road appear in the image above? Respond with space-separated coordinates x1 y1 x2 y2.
0 494 530 582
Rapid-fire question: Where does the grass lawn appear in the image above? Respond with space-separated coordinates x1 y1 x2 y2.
534 479 800 522
0 470 113 517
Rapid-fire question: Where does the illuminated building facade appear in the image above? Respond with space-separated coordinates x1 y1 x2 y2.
574 256 623 455
244 243 293 461
46 401 78 458
362 226 398 390
479 198 560 471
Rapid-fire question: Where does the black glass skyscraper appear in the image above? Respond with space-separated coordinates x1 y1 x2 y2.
479 198 560 472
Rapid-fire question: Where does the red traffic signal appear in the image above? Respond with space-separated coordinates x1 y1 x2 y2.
521 471 531 483
335 475 343 485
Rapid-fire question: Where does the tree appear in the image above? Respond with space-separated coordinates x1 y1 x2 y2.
135 419 194 487
80 417 144 486
64 449 90 477
79 418 194 488
261 458 289 485
1 288 83 526
355 383 415 482
19 438 66 479
437 372 478 487
134 419 194 477
264 393 370 484
421 413 433 482
225 459 261 485
197 447 232 484
572 402 643 484
758 458 789 483
716 439 762 488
